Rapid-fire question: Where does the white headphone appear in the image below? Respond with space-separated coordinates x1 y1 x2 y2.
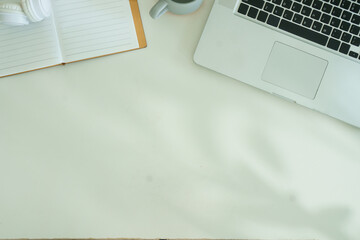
0 0 51 26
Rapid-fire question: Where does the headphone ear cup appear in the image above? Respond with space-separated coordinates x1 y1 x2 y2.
0 2 29 26
21 0 51 23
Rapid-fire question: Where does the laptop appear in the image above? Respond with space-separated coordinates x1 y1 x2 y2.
194 0 360 127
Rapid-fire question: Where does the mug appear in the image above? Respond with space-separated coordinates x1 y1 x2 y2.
149 0 203 19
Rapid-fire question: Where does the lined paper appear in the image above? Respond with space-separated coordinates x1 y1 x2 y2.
0 17 61 77
53 0 139 63
0 0 143 77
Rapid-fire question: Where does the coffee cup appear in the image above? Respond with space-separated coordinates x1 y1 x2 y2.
149 0 203 19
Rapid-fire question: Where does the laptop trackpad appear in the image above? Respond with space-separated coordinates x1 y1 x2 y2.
262 42 328 99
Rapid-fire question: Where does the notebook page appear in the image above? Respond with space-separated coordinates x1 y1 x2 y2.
0 16 61 78
52 0 139 63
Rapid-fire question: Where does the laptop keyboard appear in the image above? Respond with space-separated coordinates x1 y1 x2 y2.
237 0 360 62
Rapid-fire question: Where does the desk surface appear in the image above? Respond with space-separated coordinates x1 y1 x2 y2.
1 1 360 239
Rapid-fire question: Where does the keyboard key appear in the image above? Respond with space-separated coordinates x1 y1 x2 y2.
339 42 351 54
279 19 328 45
311 9 321 20
330 0 341 5
322 25 332 35
267 14 281 26
264 2 275 12
330 17 341 27
351 36 360 46
340 21 351 31
303 17 313 27
331 7 342 17
353 28 360 37
312 21 323 31
238 3 249 14
257 10 269 22
341 32 352 42
331 28 342 38
292 2 302 12
349 51 359 58
321 13 331 23
303 0 313 6
350 3 360 14
282 0 293 8
312 0 322 9
327 38 341 50
248 7 259 18
272 0 282 5
301 6 312 16
293 13 304 23
341 10 352 21
322 3 332 13
274 6 284 16
283 10 294 19
242 0 265 9
351 14 360 24
340 0 351 9
350 25 360 35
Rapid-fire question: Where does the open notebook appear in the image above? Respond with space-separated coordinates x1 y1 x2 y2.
0 0 146 78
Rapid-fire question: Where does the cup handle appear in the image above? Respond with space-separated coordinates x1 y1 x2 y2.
149 0 168 19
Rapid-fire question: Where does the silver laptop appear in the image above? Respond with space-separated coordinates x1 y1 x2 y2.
194 0 360 127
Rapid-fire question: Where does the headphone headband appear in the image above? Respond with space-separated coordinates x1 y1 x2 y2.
0 0 51 26
0 3 29 26
22 0 51 22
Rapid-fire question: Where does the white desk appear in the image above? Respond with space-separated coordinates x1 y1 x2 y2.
1 0 360 239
